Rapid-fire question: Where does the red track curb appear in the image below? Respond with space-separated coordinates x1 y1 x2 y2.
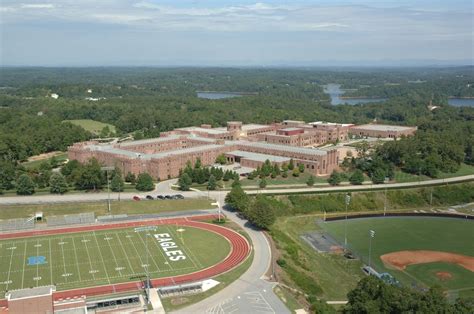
0 214 251 305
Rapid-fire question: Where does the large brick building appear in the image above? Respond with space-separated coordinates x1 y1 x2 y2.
68 121 342 180
349 124 417 139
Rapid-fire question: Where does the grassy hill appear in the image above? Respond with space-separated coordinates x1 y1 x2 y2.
63 119 116 135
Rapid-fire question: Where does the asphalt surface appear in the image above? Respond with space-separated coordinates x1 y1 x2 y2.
172 199 290 314
2 174 473 205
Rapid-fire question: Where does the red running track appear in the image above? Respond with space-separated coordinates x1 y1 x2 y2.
0 214 251 306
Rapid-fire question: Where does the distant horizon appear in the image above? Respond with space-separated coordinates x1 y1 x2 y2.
1 1 472 67
1 62 473 68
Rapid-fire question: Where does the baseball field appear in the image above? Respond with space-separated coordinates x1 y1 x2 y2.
0 220 235 294
321 217 474 298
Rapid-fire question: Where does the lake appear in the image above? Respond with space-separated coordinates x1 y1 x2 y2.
323 84 387 105
197 91 249 99
448 98 474 107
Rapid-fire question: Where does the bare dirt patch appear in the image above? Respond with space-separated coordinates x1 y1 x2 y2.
381 250 474 272
436 271 453 281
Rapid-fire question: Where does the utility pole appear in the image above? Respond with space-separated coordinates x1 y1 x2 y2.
369 230 375 269
101 166 114 213
384 188 387 216
344 193 351 251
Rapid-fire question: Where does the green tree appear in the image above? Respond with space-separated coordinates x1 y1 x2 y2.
292 168 300 177
135 173 154 191
349 169 365 185
178 173 192 191
194 158 202 169
111 173 124 192
16 174 35 195
298 163 305 173
225 184 250 215
215 154 227 165
306 175 315 186
49 172 68 194
75 158 103 190
282 170 288 178
288 159 295 170
247 195 276 229
371 167 386 184
125 172 136 184
231 179 241 188
259 178 267 188
328 170 342 186
207 174 217 190
0 160 16 190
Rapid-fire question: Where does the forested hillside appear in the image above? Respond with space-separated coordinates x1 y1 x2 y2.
0 67 473 192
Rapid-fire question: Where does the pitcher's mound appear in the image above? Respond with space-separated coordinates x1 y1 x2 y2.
380 250 474 272
436 271 453 281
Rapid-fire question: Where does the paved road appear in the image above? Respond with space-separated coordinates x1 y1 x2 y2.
172 200 289 314
2 174 473 205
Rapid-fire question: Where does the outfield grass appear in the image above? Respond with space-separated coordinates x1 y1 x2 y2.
63 119 116 135
0 199 215 220
0 225 230 293
321 217 474 295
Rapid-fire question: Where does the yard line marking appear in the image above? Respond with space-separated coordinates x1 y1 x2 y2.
70 236 82 282
5 240 15 291
21 240 27 289
135 231 161 273
114 231 136 276
59 237 69 283
82 235 96 281
49 238 53 285
165 225 200 269
36 239 39 287
125 231 156 274
92 231 111 284
103 232 123 277
138 230 174 271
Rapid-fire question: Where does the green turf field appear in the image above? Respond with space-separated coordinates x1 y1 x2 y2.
0 225 230 293
321 217 474 297
63 119 116 135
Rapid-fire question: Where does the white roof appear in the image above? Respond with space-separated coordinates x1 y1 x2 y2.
351 124 416 132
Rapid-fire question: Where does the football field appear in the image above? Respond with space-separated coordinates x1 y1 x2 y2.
321 217 474 298
0 224 231 293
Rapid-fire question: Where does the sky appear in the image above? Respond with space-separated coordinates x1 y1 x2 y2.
0 0 472 66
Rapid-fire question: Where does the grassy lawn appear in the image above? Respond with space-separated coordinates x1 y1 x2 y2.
321 217 474 297
241 173 328 187
0 199 215 220
63 119 116 135
0 224 230 293
271 216 363 301
393 170 430 183
437 163 474 179
22 152 68 170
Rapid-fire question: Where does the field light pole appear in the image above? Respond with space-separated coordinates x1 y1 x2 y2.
101 166 114 213
344 193 351 250
134 226 157 304
369 230 376 269
384 188 387 216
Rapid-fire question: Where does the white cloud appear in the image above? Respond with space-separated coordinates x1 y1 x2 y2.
20 4 55 9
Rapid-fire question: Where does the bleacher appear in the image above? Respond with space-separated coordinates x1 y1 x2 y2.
0 217 35 232
47 212 95 227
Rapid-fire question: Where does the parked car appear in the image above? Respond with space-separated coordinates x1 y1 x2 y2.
156 195 165 200
146 195 154 200
164 195 172 200
175 194 184 199
132 195 141 201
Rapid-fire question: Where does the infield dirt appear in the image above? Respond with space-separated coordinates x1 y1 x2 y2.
381 250 474 272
